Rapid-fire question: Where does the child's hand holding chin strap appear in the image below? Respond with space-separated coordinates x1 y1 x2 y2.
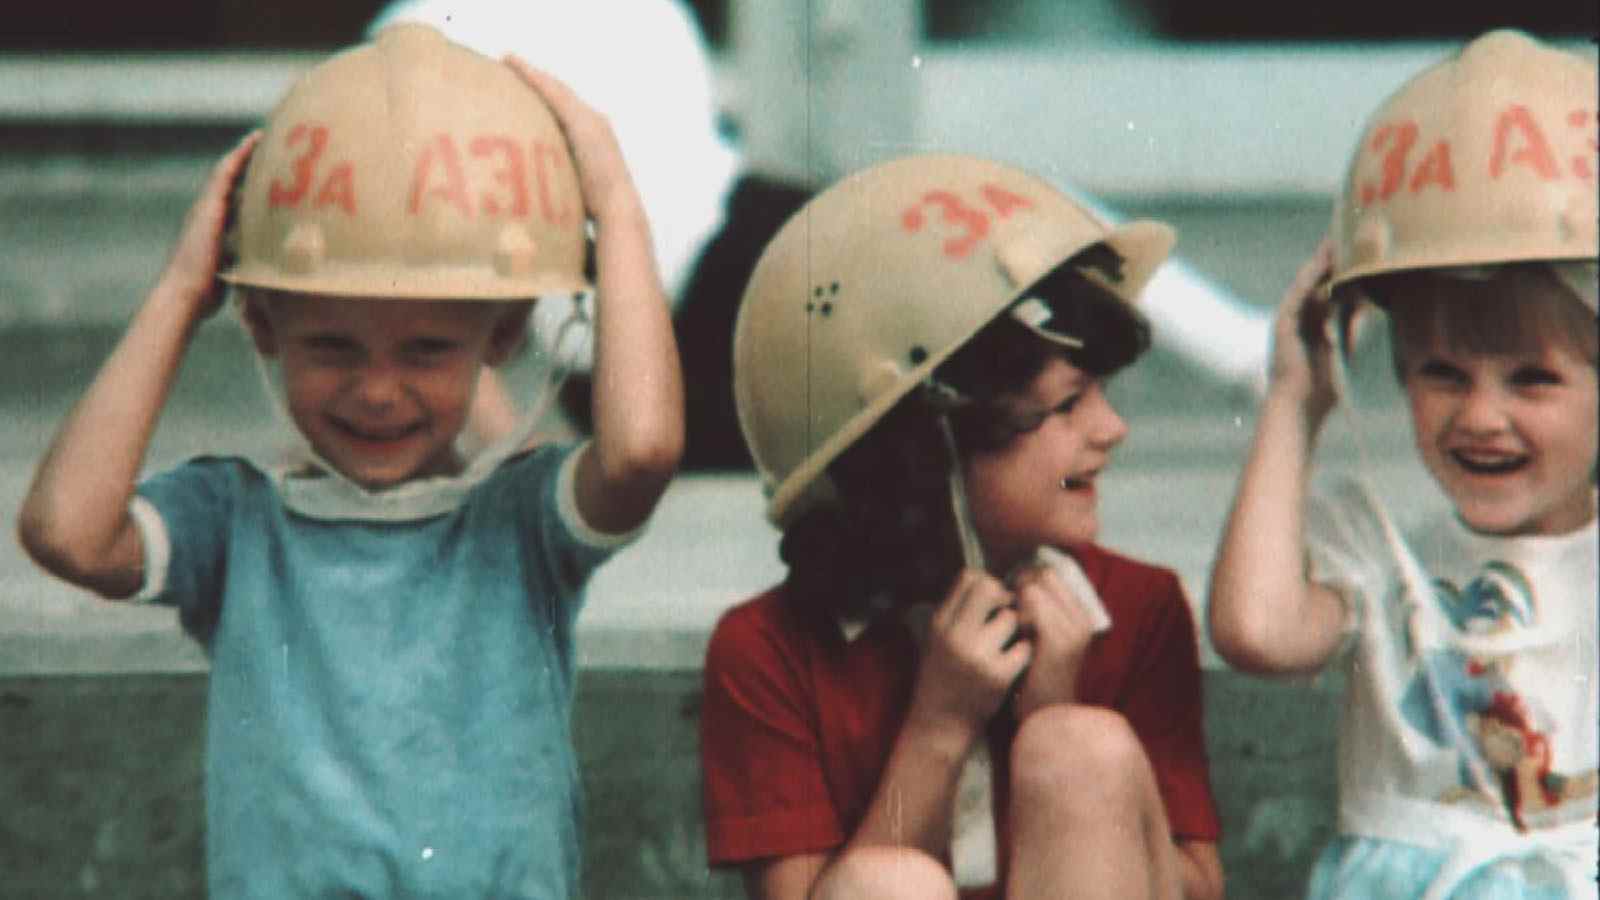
1007 547 1112 720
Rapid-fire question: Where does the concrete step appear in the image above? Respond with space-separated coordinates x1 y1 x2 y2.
0 667 1341 899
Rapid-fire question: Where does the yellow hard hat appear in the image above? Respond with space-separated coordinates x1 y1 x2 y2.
222 23 587 301
1330 30 1598 295
733 154 1174 527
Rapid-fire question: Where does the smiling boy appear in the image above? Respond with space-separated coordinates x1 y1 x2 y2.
17 26 682 898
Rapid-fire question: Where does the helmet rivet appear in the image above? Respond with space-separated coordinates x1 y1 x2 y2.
281 223 326 275
1559 194 1596 245
494 225 538 277
858 360 905 404
1351 216 1391 271
909 346 928 365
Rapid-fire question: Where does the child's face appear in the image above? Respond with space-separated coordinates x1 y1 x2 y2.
961 355 1128 571
1399 328 1597 537
245 293 521 490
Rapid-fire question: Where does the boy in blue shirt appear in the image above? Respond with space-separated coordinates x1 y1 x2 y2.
17 25 683 898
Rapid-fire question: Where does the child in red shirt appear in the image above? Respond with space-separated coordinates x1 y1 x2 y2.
699 154 1222 900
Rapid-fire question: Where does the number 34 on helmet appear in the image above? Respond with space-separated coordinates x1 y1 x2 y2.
733 154 1176 527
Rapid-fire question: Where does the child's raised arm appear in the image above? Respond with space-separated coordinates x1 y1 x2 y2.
506 60 685 535
17 133 259 598
1207 241 1350 675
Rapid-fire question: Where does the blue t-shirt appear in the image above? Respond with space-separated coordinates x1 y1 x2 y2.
133 445 624 898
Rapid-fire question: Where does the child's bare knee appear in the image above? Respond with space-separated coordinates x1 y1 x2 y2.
1011 705 1148 808
812 846 957 900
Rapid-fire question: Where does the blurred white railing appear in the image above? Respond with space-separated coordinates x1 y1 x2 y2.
0 42 1489 197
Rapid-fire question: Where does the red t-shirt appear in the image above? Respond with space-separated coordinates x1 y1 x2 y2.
699 542 1220 895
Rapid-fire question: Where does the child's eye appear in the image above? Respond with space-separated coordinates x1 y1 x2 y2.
1508 366 1562 388
406 338 458 356
1415 360 1467 385
1010 410 1049 434
400 338 462 364
302 335 361 359
1053 392 1083 416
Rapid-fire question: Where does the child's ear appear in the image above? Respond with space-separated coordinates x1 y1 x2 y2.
238 293 279 357
485 301 533 366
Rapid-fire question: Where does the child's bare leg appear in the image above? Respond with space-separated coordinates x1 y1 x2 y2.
811 846 958 900
1007 705 1180 900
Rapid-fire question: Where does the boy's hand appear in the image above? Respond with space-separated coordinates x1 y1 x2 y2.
503 58 636 221
1268 238 1340 426
1007 563 1095 719
158 131 260 322
907 569 1034 745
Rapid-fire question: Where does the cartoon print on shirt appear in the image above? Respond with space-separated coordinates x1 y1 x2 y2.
1468 692 1600 831
1398 560 1599 828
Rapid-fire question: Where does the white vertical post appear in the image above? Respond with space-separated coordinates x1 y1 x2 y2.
729 0 921 186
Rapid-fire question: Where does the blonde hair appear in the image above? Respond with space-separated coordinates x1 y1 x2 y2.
1368 262 1599 377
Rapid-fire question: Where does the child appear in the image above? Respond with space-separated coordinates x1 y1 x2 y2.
1208 30 1597 899
16 25 682 899
699 154 1223 900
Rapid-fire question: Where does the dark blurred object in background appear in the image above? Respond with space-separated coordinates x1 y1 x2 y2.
10 1 1592 51
1123 0 1595 41
5 0 382 50
919 0 1595 42
2 0 728 49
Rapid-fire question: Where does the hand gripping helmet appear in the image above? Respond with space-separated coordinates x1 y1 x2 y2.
733 154 1175 527
222 23 588 301
1329 30 1598 298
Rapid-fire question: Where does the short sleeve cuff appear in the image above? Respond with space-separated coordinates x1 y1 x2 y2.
1160 769 1224 842
127 495 171 603
704 805 843 866
555 440 644 551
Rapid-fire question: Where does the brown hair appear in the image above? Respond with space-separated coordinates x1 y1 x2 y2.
1364 263 1599 379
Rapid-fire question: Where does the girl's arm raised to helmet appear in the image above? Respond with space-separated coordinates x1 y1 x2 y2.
17 133 259 599
1207 242 1348 674
506 59 684 535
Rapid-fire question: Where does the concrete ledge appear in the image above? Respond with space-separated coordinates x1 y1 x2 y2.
1 668 1337 899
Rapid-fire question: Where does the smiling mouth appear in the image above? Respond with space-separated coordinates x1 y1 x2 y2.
1450 449 1528 476
1060 470 1099 491
332 419 425 444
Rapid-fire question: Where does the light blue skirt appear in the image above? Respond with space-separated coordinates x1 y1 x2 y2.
1306 836 1576 899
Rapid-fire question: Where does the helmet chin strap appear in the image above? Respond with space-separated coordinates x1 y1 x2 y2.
507 291 590 454
1329 302 1525 800
923 378 987 571
939 413 987 572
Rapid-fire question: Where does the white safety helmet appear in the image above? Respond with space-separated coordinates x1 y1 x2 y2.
1329 29 1598 306
222 23 588 301
733 154 1175 527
